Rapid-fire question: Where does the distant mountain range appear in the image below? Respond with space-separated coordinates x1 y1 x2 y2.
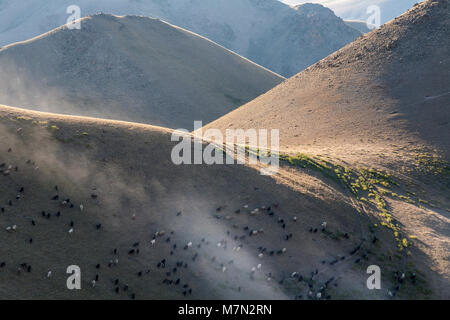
0 0 361 77
344 20 371 33
284 0 419 25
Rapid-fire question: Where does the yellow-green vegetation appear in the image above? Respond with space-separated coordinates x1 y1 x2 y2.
16 116 33 121
9 115 48 126
414 152 450 177
184 142 446 260
277 152 444 252
73 131 89 138
48 125 60 131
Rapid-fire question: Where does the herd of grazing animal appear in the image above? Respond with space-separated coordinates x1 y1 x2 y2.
0 144 416 300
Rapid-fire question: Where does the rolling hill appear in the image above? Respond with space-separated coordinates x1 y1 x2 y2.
0 103 417 299
0 0 361 77
0 14 283 130
0 0 447 301
201 0 450 295
203 0 450 159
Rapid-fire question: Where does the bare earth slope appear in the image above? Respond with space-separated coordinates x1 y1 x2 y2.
1 103 442 299
0 14 283 130
202 0 450 296
204 0 450 159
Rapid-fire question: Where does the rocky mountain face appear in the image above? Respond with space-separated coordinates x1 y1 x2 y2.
287 0 419 25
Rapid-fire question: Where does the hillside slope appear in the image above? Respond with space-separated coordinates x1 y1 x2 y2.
0 14 283 130
0 0 361 77
203 0 450 160
1 103 443 299
202 0 450 293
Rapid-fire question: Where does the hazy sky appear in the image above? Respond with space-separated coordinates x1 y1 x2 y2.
280 0 418 24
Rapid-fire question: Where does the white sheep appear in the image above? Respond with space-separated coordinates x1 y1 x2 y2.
233 245 242 252
5 225 17 232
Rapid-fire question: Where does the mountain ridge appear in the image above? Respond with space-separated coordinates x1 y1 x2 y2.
0 14 283 130
0 0 361 77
